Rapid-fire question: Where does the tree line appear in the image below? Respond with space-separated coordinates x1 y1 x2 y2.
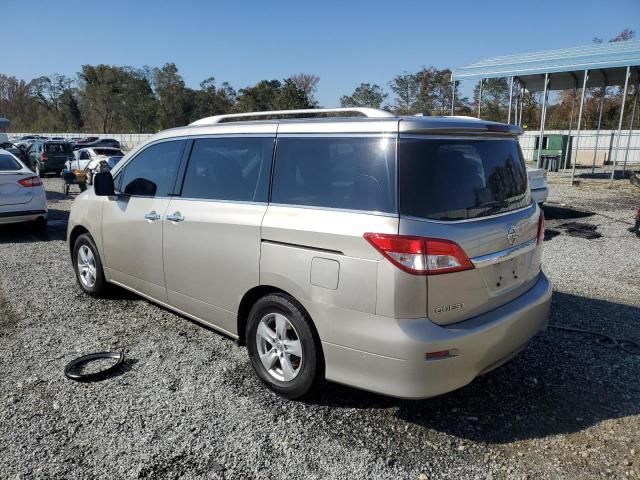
1 29 635 134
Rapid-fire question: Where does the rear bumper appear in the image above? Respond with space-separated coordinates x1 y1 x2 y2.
531 186 549 204
322 272 552 399
0 210 47 225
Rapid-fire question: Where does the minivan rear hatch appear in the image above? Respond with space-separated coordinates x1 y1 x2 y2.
398 136 543 325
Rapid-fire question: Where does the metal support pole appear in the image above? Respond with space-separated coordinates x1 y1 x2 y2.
514 81 519 126
519 85 524 125
477 79 484 118
571 70 589 184
536 73 550 168
508 76 514 124
623 79 638 172
451 79 456 116
563 86 577 170
591 73 606 173
610 65 631 181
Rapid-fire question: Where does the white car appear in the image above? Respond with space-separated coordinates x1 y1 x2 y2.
73 147 124 183
527 167 549 205
0 149 47 229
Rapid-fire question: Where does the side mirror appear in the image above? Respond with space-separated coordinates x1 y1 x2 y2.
94 172 115 196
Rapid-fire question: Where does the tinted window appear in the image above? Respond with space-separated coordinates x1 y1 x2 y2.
121 140 185 197
0 153 21 170
271 137 396 213
399 138 530 221
45 143 72 154
94 148 123 156
181 137 273 202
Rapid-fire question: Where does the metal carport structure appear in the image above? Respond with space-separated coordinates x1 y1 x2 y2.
451 41 640 183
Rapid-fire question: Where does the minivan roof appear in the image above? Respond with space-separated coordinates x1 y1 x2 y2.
125 109 522 163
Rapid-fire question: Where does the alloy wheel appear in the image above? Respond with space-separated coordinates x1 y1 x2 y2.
77 245 97 289
256 312 303 382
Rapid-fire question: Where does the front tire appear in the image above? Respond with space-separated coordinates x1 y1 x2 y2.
246 294 324 399
73 233 107 296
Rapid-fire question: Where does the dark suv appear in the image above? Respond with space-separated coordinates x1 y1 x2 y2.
27 140 74 177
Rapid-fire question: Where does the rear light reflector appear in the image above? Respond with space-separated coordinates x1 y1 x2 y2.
18 176 43 188
40 153 48 161
363 233 473 275
537 209 545 245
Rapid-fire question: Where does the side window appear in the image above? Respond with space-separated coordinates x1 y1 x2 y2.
180 137 273 202
120 140 185 197
271 137 396 213
80 151 90 160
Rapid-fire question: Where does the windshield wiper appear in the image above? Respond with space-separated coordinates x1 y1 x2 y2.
477 200 510 216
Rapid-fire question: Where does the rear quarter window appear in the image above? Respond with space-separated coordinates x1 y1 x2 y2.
271 137 396 214
399 137 530 221
0 153 22 170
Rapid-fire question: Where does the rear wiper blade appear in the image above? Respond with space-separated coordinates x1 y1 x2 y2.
478 200 510 215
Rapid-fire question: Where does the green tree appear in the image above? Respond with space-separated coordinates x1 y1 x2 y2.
119 67 157 133
290 73 320 106
153 63 193 129
389 73 419 114
473 78 510 122
78 65 125 133
191 77 236 121
340 83 387 108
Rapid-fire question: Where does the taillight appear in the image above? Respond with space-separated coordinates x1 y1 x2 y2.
363 233 473 275
18 176 43 188
40 153 48 161
537 209 545 244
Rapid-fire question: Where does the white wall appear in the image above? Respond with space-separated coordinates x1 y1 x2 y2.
520 129 640 166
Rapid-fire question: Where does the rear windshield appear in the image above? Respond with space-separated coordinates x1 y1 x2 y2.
0 153 22 170
399 138 530 221
45 142 72 154
94 148 123 156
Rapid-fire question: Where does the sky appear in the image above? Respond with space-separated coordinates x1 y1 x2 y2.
5 0 639 106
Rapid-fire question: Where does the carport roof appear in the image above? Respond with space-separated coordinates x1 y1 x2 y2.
452 40 640 91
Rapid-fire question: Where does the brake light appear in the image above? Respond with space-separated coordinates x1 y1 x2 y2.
363 233 473 275
537 209 545 244
40 153 48 162
18 176 43 188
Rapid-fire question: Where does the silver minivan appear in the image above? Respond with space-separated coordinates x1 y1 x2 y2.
67 108 552 399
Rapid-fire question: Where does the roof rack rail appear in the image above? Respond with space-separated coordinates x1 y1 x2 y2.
189 107 395 126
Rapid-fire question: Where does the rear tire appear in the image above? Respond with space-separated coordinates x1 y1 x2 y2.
246 294 324 399
35 164 43 178
63 183 70 195
72 233 107 296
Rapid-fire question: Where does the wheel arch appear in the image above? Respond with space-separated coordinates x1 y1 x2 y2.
68 225 90 256
236 285 316 347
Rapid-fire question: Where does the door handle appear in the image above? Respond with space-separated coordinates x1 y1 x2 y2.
144 211 160 221
166 212 185 222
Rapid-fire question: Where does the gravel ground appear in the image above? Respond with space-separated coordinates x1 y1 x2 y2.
0 175 638 479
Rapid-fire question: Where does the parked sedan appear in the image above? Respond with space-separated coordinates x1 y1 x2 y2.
0 149 47 229
527 167 549 205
